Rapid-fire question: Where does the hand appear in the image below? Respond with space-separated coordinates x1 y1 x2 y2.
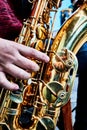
0 38 49 90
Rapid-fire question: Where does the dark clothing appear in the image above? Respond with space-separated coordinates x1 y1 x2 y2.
72 1 87 129
74 42 87 130
0 0 32 40
0 0 22 39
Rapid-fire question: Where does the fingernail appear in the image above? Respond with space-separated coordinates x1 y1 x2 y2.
46 56 50 62
14 85 19 90
44 56 50 63
28 73 31 77
35 65 40 71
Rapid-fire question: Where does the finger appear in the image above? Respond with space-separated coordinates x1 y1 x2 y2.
15 53 40 71
0 72 19 90
4 63 31 79
16 44 49 63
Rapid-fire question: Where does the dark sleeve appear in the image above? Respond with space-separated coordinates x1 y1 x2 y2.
0 0 22 39
8 0 33 19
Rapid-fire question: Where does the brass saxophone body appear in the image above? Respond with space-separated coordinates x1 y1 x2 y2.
0 0 87 130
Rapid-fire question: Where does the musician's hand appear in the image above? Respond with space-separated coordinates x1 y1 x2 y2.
0 38 49 90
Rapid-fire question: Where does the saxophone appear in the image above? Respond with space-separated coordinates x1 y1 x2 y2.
0 0 87 130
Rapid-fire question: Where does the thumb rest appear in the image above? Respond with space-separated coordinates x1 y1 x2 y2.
1 0 87 130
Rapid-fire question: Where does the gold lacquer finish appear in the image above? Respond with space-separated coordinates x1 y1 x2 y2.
0 0 87 130
52 2 87 54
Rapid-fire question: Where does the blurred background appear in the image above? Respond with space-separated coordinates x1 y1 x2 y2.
51 0 72 31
